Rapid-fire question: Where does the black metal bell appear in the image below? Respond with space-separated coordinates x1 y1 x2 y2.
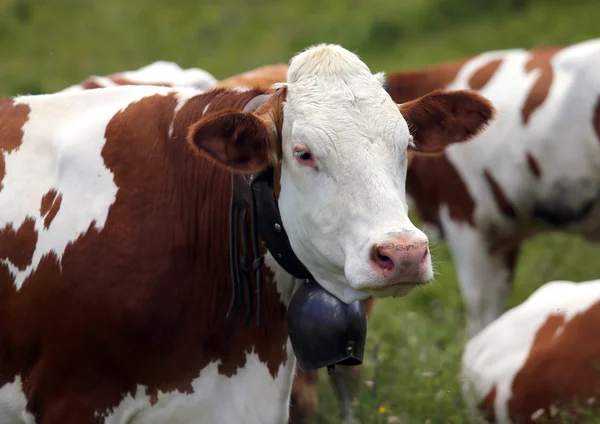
287 280 367 371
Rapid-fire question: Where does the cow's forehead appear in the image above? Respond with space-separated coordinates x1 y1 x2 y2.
282 44 408 149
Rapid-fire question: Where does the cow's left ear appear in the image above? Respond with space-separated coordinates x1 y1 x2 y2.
399 89 495 154
187 88 287 174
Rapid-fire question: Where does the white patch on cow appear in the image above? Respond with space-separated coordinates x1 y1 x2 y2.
99 347 296 424
0 86 179 289
276 44 431 304
461 279 600 423
434 38 600 333
439 206 512 338
0 376 35 424
167 90 201 138
118 61 218 91
263 252 303 306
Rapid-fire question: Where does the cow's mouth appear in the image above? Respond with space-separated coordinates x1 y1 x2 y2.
286 280 367 371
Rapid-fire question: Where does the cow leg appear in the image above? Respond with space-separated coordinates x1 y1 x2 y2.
441 214 520 338
327 297 375 424
328 365 361 424
289 369 319 424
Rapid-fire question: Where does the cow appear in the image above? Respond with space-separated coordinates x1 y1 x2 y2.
461 278 600 423
384 38 600 338
224 38 600 422
216 64 289 93
0 43 494 423
60 60 218 92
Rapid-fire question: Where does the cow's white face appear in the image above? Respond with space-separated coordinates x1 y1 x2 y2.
276 46 429 303
189 44 495 304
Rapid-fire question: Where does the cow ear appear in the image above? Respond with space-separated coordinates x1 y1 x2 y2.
187 87 287 174
187 110 277 174
399 89 495 154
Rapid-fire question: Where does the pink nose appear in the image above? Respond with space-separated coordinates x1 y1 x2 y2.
369 236 429 283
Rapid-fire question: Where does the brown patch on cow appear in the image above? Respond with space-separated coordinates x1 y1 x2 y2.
469 59 503 91
521 47 562 125
0 98 30 192
508 302 600 423
0 218 38 271
216 64 288 92
594 96 600 142
483 169 518 219
407 153 475 229
385 57 469 104
479 386 497 422
289 369 319 424
40 189 62 229
526 153 542 179
79 79 104 90
110 76 173 88
0 87 290 422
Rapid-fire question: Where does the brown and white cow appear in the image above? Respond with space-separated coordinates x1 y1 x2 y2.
60 60 218 92
384 38 600 338
462 278 600 423
0 44 493 423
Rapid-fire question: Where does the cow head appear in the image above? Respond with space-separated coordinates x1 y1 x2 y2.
188 44 494 304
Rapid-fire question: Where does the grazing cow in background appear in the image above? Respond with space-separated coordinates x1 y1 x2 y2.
0 44 494 423
384 37 600 338
462 278 600 423
60 60 218 92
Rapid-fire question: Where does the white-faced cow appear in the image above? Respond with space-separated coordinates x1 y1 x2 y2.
0 44 493 423
384 38 600 338
462 278 600 423
60 60 218 92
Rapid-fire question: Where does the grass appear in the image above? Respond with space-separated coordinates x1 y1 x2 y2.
3 0 600 422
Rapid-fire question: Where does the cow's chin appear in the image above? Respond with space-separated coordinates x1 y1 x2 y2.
364 282 426 298
313 279 372 305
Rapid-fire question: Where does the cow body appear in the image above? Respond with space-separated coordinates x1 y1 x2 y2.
0 86 295 424
462 279 600 423
0 44 493 423
60 60 218 92
386 38 600 337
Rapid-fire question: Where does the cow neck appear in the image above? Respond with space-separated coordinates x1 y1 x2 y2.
228 92 314 328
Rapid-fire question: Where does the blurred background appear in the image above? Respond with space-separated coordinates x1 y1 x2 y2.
2 0 600 422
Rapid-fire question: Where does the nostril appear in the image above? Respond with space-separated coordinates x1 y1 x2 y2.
377 252 393 266
371 246 395 271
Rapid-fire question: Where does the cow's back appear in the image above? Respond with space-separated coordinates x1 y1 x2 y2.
411 39 600 244
462 279 600 423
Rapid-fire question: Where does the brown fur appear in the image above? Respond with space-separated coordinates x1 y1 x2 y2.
521 47 562 124
0 87 292 422
400 89 495 153
216 64 288 92
483 169 518 219
469 59 503 91
40 189 62 229
526 152 542 179
110 76 173 87
479 386 497 423
507 303 600 423
0 98 30 191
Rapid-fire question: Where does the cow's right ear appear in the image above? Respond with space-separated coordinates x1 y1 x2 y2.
187 110 277 174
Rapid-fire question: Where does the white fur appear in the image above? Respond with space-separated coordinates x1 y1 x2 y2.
61 61 218 92
426 38 600 334
0 86 189 289
461 279 600 423
98 349 296 424
277 44 432 304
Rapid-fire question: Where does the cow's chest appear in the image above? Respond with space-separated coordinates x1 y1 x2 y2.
101 346 297 424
